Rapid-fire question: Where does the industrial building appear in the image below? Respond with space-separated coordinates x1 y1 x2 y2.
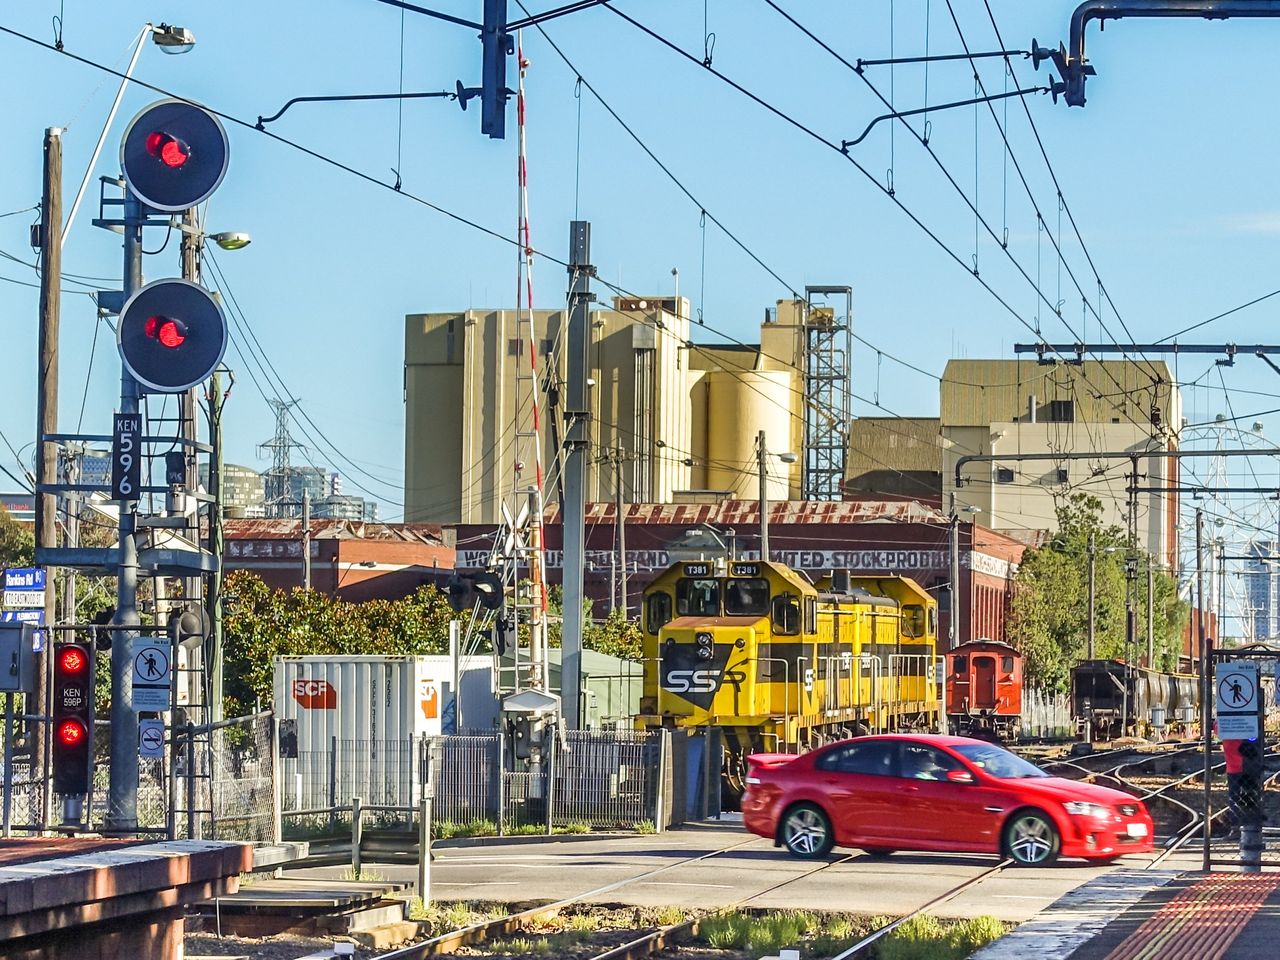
403 296 814 523
842 359 1181 566
456 499 1025 649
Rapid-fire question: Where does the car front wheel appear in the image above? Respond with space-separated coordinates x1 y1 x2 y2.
780 803 834 859
1003 810 1060 866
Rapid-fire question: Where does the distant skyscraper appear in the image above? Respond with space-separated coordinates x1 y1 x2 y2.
1243 539 1278 643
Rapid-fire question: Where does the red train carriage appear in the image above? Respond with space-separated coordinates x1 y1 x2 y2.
946 639 1023 739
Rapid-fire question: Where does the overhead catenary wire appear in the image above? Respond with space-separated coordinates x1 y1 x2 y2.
606 5 1160 446
755 0 1163 439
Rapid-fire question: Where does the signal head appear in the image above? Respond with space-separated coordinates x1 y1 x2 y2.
57 718 87 746
118 278 227 393
57 646 88 675
122 99 229 211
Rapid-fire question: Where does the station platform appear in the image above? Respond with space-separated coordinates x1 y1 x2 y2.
974 868 1280 960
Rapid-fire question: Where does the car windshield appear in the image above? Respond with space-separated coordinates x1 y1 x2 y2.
953 743 1049 779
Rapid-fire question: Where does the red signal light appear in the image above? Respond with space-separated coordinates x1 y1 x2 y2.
57 719 86 746
58 647 87 675
144 315 187 348
145 131 191 168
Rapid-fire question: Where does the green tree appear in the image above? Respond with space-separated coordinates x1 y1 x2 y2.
1006 493 1188 691
0 505 34 568
221 570 468 716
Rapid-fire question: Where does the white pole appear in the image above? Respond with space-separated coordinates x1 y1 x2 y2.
63 25 151 247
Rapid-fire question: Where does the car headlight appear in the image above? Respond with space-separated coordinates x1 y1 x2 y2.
696 632 713 646
1063 801 1111 819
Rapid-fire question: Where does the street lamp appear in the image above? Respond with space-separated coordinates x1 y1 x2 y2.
210 231 252 251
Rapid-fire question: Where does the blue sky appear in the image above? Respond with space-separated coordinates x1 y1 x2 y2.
1 1 1279 524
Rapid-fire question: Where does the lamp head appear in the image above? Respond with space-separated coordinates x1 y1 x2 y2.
151 23 195 54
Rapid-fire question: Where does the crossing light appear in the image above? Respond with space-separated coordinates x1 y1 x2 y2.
121 99 229 211
118 278 228 393
52 642 95 796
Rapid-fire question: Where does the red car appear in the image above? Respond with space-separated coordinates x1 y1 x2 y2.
742 734 1153 866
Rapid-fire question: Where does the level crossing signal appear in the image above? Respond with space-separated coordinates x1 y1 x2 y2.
52 643 95 796
121 99 229 212
118 278 228 393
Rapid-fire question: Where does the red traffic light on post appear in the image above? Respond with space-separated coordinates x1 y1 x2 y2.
122 99 228 211
118 278 227 393
52 642 95 796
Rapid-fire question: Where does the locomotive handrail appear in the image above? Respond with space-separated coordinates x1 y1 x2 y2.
754 656 793 749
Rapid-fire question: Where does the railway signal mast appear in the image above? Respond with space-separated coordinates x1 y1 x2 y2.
38 99 229 830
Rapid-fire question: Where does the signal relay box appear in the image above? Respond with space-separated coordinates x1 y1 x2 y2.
0 623 37 693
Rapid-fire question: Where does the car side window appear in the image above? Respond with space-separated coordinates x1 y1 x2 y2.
899 743 964 782
815 741 897 777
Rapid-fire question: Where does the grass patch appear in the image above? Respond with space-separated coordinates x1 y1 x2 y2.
339 866 386 882
877 914 1009 960
656 905 688 926
698 910 823 954
433 819 499 840
561 820 593 834
632 819 657 834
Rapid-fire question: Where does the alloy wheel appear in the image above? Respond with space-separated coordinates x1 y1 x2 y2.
784 808 828 856
1008 814 1055 865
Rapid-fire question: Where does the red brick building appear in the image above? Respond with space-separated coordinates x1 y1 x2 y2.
224 519 454 601
457 499 1026 648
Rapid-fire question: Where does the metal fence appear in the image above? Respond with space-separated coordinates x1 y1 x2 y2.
282 727 667 835
204 712 277 843
1021 688 1073 740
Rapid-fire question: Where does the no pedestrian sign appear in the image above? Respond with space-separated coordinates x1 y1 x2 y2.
1214 661 1260 740
131 642 171 711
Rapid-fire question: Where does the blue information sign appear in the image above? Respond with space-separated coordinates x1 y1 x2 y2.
3 568 45 591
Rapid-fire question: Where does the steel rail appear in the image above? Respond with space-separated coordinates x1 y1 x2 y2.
825 860 1013 960
368 836 762 960
585 852 860 960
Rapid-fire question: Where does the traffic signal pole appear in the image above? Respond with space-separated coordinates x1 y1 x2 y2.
106 187 144 832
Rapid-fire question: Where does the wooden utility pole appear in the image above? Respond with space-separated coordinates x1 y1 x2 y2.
35 127 62 827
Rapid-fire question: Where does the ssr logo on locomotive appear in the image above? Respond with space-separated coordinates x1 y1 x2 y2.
663 668 721 694
292 678 337 709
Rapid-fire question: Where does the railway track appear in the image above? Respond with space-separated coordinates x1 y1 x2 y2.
369 835 855 960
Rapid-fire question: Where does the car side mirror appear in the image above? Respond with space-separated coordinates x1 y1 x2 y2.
945 769 975 784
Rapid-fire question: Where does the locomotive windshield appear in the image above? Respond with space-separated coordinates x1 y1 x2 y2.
901 604 927 638
676 578 721 616
725 578 770 616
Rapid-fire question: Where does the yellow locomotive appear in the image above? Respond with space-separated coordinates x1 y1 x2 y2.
637 558 941 782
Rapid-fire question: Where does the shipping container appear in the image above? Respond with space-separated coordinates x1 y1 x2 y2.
274 655 498 811
273 654 497 747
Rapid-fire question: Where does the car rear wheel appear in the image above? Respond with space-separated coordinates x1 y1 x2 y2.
780 803 834 859
1003 811 1060 866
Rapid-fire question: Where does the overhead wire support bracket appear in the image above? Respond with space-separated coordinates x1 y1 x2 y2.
256 88 464 128
840 86 1048 152
855 48 1029 72
1037 0 1280 107
1013 341 1280 366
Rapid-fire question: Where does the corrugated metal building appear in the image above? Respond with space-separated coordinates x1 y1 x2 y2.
844 417 943 501
457 499 1025 649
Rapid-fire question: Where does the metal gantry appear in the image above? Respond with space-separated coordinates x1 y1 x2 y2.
801 286 852 502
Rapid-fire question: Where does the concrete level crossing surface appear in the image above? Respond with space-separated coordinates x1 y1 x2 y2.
287 822 1132 922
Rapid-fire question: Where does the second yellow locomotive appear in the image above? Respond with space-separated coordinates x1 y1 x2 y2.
637 558 941 774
